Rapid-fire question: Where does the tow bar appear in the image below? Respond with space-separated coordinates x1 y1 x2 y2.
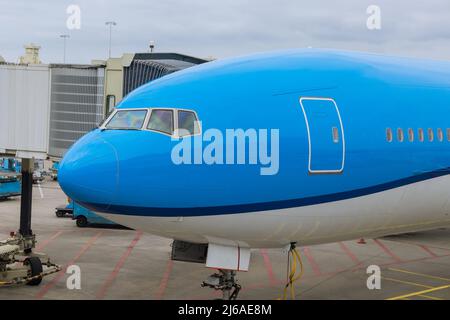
0 232 60 286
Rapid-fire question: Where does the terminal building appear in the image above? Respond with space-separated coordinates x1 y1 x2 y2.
0 45 207 160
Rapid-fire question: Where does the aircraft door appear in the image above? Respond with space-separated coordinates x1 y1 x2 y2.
300 97 345 174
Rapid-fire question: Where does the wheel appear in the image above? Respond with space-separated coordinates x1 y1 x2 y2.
76 216 88 228
56 210 65 218
24 257 43 286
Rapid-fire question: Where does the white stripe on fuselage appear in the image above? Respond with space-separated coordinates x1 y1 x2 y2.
96 175 450 248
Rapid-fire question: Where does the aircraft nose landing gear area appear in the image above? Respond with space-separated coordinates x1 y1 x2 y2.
202 270 242 300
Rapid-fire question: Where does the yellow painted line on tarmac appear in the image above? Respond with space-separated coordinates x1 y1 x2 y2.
418 294 443 300
383 277 433 289
388 267 450 282
387 284 450 300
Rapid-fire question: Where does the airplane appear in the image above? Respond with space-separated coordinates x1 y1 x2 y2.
58 48 450 299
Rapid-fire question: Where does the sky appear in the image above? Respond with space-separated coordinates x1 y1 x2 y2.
1 0 450 64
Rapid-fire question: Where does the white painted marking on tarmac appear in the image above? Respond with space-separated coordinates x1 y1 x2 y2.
38 183 44 198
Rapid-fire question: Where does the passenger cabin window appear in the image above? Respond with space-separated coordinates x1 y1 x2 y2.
386 127 448 144
428 128 434 142
106 110 147 129
408 128 414 142
418 128 424 142
147 109 174 135
332 127 339 143
437 128 444 142
386 128 393 142
178 110 200 136
397 128 404 142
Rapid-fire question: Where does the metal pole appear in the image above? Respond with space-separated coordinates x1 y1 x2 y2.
63 37 66 63
19 158 33 237
60 35 70 63
108 25 112 58
105 21 117 58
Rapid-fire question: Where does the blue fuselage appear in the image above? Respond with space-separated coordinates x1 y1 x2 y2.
59 49 450 220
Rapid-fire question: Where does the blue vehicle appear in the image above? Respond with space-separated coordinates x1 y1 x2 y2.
1 157 45 184
0 158 21 199
55 200 117 228
0 173 21 200
0 158 21 173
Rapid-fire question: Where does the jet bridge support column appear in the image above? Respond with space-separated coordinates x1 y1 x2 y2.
19 158 34 252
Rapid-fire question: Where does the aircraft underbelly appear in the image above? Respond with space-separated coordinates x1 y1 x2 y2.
96 174 450 248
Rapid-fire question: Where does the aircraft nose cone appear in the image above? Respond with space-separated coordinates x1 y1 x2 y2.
59 135 119 208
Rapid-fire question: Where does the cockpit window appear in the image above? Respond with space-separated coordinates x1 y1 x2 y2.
147 109 174 135
178 110 200 136
106 110 147 129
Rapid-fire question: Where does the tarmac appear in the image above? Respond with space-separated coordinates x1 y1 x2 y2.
1 179 450 300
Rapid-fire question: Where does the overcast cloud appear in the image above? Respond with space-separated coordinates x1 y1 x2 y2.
1 0 450 63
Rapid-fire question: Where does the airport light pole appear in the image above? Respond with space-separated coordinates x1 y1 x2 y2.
105 21 117 58
149 41 155 53
60 34 70 63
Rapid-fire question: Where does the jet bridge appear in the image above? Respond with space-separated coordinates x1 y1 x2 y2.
0 63 50 160
0 63 59 285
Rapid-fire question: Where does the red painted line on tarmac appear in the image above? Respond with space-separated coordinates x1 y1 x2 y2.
417 244 438 258
36 232 102 299
302 247 322 276
260 249 278 286
155 259 174 300
386 240 450 253
338 242 361 265
379 252 450 268
374 239 402 263
35 231 63 251
95 231 143 299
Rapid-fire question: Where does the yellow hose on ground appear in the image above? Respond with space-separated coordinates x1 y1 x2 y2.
279 244 304 300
